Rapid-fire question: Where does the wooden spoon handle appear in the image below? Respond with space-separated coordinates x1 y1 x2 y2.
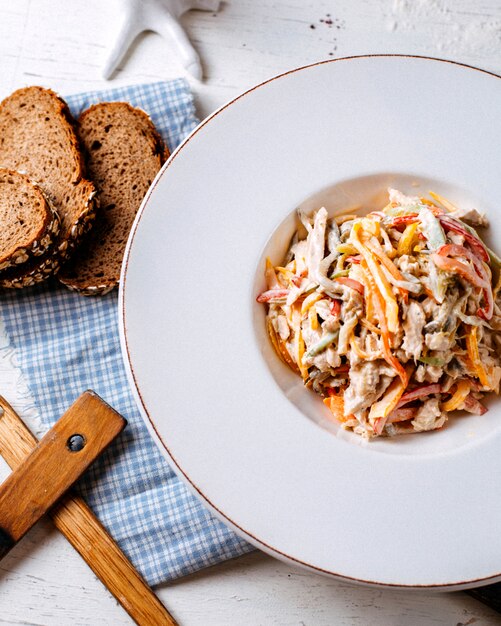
0 391 126 556
0 393 178 626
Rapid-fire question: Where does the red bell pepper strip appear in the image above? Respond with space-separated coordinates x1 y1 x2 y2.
435 243 493 320
437 243 484 274
431 254 487 289
386 407 417 424
330 299 342 317
256 289 290 303
438 215 489 262
397 383 441 407
345 255 362 264
391 214 419 226
334 276 365 295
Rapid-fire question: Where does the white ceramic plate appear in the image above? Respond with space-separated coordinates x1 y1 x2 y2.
120 56 501 589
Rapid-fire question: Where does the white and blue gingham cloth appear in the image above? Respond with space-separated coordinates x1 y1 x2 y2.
0 80 252 586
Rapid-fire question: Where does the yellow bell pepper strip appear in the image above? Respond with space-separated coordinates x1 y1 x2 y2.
397 222 419 256
308 305 319 331
276 266 306 288
297 330 309 380
360 259 407 383
266 319 299 373
441 379 471 412
336 243 358 255
275 266 294 281
292 306 309 380
369 364 414 434
465 325 491 388
350 223 400 334
301 291 323 315
358 277 375 324
265 257 280 289
336 253 349 271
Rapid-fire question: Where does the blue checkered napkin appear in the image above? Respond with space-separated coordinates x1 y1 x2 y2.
0 80 252 586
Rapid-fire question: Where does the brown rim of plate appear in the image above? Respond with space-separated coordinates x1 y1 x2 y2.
121 54 501 589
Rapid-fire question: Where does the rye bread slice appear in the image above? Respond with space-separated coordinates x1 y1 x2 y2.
0 86 97 285
0 168 60 272
58 102 167 295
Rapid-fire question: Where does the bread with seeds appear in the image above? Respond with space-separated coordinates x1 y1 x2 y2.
0 86 97 287
0 169 60 274
58 102 167 295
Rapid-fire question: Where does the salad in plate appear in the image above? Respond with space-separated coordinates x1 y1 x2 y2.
258 189 501 438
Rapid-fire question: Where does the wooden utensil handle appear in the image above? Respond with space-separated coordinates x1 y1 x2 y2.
0 391 126 551
0 527 14 560
0 394 178 626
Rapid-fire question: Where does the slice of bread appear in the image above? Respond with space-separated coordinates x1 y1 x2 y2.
0 169 60 272
58 102 167 295
0 86 97 285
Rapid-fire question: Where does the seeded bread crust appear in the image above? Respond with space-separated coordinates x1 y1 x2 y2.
0 86 98 287
58 102 167 295
0 169 60 272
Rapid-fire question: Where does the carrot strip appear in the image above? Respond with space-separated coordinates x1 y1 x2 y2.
365 238 409 302
428 191 456 213
366 240 406 283
360 259 407 383
323 395 355 424
465 325 491 388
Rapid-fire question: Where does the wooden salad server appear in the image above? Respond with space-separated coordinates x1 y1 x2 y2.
0 391 178 626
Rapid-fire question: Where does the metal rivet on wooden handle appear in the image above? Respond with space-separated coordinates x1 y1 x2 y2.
0 391 126 558
0 393 178 626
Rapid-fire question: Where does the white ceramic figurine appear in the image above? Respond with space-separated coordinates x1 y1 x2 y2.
103 0 221 80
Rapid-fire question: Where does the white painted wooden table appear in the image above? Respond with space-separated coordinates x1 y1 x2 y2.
0 1 500 624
